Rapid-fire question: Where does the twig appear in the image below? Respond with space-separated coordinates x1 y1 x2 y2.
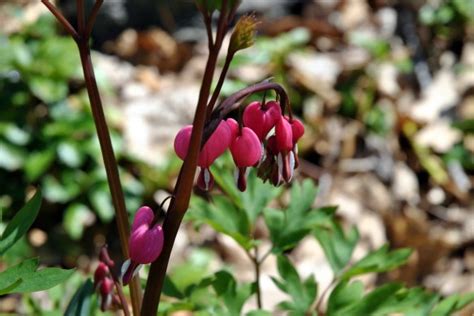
41 0 79 40
206 51 235 119
42 1 142 314
76 0 85 35
86 0 104 39
140 3 232 314
254 247 263 309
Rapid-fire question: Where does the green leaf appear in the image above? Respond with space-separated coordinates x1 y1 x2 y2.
273 255 318 314
28 76 68 103
430 292 474 316
64 278 94 316
64 204 94 240
89 187 114 222
0 140 26 171
0 190 42 255
246 311 273 316
188 194 254 250
342 245 412 280
24 149 56 182
163 276 185 299
212 270 255 315
57 142 84 168
12 267 74 293
0 258 38 293
327 281 364 315
330 283 440 316
313 219 359 275
263 181 330 253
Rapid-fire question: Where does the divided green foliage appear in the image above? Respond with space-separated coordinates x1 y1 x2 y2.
341 244 412 280
161 269 254 315
264 179 334 253
272 255 317 315
313 216 359 275
0 258 74 294
430 292 474 316
189 168 282 250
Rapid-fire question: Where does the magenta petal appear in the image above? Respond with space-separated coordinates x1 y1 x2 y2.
243 101 266 140
230 127 262 167
174 125 192 161
275 117 293 152
263 101 282 130
131 206 154 231
226 118 239 140
290 118 305 143
129 224 164 264
199 120 232 167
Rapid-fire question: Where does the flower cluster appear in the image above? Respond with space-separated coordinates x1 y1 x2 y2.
174 100 304 191
122 206 164 285
93 249 118 312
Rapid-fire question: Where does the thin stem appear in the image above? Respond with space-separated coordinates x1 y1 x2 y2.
202 81 290 146
77 43 142 315
202 6 214 50
254 247 263 309
86 0 104 39
41 0 79 40
141 24 227 316
76 0 85 35
313 277 338 315
114 280 131 316
206 51 235 119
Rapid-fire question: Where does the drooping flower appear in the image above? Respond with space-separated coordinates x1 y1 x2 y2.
99 277 114 312
257 116 305 185
243 101 282 141
275 116 295 182
94 262 109 289
174 120 232 191
227 118 262 191
122 206 164 285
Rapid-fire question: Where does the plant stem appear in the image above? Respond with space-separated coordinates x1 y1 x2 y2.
77 43 142 315
205 51 234 119
254 247 263 309
141 29 225 316
41 0 78 40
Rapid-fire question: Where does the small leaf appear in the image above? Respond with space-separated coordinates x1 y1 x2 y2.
430 292 474 316
314 220 359 275
0 190 42 255
342 245 412 280
24 149 56 182
64 278 94 316
12 267 74 293
0 258 38 294
327 281 364 315
64 204 94 240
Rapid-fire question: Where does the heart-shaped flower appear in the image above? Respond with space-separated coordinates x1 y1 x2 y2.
243 101 282 141
227 118 262 191
174 120 232 190
122 206 163 285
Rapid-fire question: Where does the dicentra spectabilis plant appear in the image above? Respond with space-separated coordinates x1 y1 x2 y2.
38 0 474 315
41 0 303 314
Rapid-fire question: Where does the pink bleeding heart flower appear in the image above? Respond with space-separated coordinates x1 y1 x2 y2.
94 262 109 289
275 116 295 182
174 120 232 191
227 118 262 191
99 277 114 312
243 101 282 141
122 206 164 285
289 117 304 168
